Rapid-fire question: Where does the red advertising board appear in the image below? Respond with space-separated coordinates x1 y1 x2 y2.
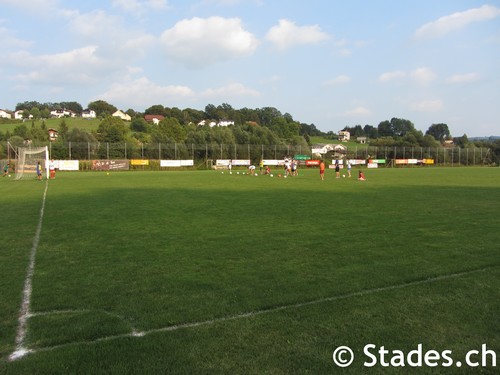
306 159 321 166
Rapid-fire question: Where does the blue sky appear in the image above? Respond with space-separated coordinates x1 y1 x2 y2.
1 0 499 136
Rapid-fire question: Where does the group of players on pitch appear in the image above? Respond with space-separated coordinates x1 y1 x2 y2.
242 158 366 181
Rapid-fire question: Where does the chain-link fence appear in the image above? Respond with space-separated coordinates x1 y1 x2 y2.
0 141 494 169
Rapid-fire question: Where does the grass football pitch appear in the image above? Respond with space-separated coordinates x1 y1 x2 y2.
0 167 498 374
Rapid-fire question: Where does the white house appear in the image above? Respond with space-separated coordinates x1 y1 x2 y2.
197 119 234 127
82 109 96 119
338 130 350 142
311 144 347 155
50 109 76 118
0 109 12 119
144 114 165 124
217 120 234 127
14 110 34 120
112 110 131 121
357 136 367 144
197 120 217 127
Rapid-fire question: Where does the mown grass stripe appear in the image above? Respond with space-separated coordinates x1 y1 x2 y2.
16 265 493 360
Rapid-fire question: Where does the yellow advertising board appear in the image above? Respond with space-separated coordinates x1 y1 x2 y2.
131 159 150 166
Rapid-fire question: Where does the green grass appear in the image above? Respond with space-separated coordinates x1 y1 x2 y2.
0 118 101 133
0 168 499 374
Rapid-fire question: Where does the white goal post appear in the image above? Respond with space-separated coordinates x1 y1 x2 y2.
14 146 49 180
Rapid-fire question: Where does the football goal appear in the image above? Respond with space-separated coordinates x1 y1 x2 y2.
14 146 49 180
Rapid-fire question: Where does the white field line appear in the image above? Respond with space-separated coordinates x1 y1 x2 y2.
9 180 49 361
11 266 492 360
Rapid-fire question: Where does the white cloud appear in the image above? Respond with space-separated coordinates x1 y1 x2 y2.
0 23 32 49
415 5 500 39
378 70 406 83
201 82 260 98
410 99 443 112
160 16 259 68
265 19 330 51
99 77 194 109
0 0 58 10
324 75 350 86
446 73 479 84
69 10 155 59
194 0 264 7
344 106 371 117
410 67 436 85
112 0 168 13
8 46 108 85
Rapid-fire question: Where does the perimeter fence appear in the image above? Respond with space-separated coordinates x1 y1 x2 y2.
0 141 494 169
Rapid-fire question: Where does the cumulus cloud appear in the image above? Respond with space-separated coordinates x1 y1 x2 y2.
99 77 194 109
415 5 500 39
324 75 350 86
265 19 330 50
160 16 259 68
410 67 436 85
7 46 109 84
446 73 479 84
410 99 443 112
69 10 155 59
378 70 406 83
201 82 260 98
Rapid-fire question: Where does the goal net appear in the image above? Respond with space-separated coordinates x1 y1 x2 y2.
14 146 49 180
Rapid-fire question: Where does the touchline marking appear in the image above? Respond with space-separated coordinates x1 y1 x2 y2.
9 180 49 361
11 265 494 360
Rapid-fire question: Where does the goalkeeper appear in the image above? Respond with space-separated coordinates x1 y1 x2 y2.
2 163 10 177
36 161 43 180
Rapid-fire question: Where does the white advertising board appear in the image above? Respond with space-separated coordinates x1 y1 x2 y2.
57 160 79 171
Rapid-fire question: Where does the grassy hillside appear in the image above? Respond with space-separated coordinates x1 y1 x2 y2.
0 118 101 134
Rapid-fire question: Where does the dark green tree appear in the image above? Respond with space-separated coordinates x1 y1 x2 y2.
13 124 29 139
426 123 450 142
88 100 117 118
96 116 128 142
145 105 166 116
454 134 469 148
58 119 69 140
377 120 393 137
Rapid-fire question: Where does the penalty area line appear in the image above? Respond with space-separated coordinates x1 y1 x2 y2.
9 180 49 361
14 265 494 360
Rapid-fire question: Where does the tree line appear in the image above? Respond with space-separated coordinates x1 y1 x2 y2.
1 100 499 164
